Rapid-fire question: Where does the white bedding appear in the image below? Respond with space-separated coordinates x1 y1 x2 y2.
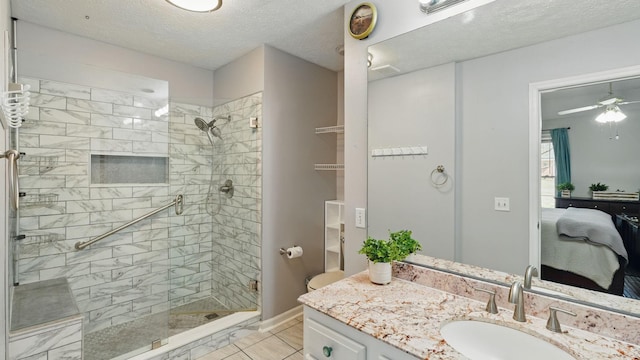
541 208 622 289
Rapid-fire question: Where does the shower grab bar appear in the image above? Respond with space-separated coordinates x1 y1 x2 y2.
75 194 184 250
1 149 20 210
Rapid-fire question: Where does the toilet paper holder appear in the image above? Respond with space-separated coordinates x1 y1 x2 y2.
279 246 299 255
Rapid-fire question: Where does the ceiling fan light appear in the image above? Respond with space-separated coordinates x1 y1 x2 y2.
595 105 626 123
165 0 222 12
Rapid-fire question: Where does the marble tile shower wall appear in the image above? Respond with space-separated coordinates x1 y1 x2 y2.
170 94 262 311
209 94 261 310
16 76 175 334
14 77 261 336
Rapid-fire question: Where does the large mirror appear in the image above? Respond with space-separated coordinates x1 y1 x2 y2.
367 0 640 316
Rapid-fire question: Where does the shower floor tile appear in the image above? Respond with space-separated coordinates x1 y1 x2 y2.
84 302 302 360
84 311 167 360
84 297 233 360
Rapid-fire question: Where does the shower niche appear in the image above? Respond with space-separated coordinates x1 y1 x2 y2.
90 154 169 184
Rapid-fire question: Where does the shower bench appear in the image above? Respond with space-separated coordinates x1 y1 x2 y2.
8 278 83 360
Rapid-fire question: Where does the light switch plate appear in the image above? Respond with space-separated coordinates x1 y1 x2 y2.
355 208 366 228
494 197 510 211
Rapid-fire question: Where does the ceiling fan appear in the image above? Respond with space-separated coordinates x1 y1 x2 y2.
557 82 640 116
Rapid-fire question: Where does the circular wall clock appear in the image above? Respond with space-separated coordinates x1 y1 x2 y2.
348 3 378 40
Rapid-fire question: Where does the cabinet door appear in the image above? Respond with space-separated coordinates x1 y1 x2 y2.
305 318 366 360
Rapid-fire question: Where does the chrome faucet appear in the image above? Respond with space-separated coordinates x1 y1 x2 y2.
508 281 526 322
524 265 538 289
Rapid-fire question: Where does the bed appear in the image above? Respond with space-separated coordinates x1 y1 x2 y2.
541 207 627 295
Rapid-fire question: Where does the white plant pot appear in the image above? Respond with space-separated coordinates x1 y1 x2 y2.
368 261 392 285
561 190 571 198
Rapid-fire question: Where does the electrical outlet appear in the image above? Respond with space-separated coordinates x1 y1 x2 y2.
355 208 366 228
494 197 510 211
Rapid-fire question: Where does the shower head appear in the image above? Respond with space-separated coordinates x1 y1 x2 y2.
194 117 223 140
194 117 212 132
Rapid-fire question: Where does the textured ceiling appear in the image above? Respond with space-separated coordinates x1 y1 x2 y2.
10 0 349 72
369 0 640 81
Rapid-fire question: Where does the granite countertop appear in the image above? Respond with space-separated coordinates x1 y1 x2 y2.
298 272 640 359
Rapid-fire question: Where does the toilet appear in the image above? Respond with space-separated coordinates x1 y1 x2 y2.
307 270 344 292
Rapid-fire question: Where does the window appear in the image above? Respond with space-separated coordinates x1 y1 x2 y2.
540 131 556 208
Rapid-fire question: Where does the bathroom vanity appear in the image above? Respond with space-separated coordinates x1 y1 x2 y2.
298 262 640 359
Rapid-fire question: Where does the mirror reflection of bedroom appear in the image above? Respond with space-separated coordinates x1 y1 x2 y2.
540 77 640 300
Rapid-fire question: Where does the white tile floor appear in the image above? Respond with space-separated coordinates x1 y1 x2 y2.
199 315 304 360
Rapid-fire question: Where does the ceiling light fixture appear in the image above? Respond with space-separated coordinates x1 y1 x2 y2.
595 104 627 123
165 0 223 12
419 0 468 14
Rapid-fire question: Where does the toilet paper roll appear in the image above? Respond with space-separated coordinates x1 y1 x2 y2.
286 246 303 259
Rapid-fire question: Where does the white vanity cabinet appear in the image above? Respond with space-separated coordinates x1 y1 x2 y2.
303 307 419 360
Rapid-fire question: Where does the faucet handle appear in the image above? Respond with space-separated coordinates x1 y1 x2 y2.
473 287 498 314
546 306 577 333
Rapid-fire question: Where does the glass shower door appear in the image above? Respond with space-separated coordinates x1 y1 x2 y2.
15 63 172 360
168 92 263 333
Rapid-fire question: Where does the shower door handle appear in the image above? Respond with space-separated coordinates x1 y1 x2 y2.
1 149 20 210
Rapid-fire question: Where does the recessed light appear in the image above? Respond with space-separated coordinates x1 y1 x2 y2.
165 0 223 12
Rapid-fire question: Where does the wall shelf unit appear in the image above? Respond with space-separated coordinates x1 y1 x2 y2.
314 164 344 171
314 124 344 171
20 193 59 207
315 125 344 134
325 200 344 272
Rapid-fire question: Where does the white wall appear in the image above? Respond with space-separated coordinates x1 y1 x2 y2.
212 47 264 106
544 109 640 198
368 63 456 260
17 22 214 106
262 46 337 319
457 19 640 273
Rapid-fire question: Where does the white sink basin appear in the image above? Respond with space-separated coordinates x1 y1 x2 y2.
440 320 576 360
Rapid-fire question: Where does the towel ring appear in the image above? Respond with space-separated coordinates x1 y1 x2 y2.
430 165 448 186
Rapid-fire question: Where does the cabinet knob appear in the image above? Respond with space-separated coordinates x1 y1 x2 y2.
322 345 333 357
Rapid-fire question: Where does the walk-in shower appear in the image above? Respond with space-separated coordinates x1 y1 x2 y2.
9 63 262 360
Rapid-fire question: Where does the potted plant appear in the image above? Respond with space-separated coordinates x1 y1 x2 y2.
358 230 422 285
589 182 609 192
589 182 609 199
556 182 575 198
390 229 422 260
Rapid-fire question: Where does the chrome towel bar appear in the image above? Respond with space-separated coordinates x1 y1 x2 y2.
75 194 184 250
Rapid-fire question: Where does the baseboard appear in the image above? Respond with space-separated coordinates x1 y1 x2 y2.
258 305 303 332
